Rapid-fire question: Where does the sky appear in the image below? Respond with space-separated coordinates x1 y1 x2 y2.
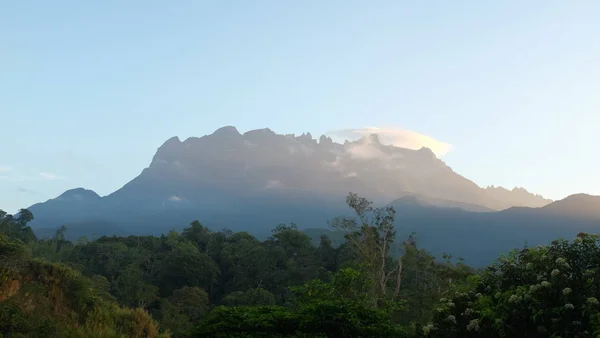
1 1 599 213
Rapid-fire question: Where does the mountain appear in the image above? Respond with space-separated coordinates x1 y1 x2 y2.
305 194 600 267
24 126 588 266
538 193 600 219
484 185 552 208
108 125 549 209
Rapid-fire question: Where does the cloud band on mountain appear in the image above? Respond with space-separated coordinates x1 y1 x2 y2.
326 127 453 157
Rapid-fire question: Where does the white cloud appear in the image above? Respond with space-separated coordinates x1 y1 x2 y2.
265 180 284 189
322 156 345 172
168 195 182 202
0 169 64 182
39 172 62 180
327 127 453 157
345 136 389 160
0 164 12 176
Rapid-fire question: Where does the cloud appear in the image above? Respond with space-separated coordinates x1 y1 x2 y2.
168 195 182 202
345 136 390 160
39 172 62 180
0 169 64 182
326 127 453 157
265 180 284 189
17 187 47 197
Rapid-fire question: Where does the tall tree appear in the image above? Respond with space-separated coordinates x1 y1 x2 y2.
329 193 404 304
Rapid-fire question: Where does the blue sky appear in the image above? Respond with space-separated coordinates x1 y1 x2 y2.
1 1 599 213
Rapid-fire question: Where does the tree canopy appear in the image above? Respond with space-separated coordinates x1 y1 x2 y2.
1 193 598 337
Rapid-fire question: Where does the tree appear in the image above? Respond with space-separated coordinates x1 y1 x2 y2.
221 288 276 307
194 269 407 337
181 221 212 253
329 193 403 304
157 242 220 295
0 209 37 243
169 286 211 322
425 233 600 337
191 306 299 337
114 263 158 308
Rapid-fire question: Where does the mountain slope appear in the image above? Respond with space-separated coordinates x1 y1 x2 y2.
303 194 600 267
26 126 551 234
105 126 550 210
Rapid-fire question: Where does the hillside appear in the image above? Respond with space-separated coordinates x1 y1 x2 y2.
303 194 600 267
0 234 169 337
26 127 549 231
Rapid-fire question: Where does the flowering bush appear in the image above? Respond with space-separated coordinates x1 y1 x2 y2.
424 233 600 337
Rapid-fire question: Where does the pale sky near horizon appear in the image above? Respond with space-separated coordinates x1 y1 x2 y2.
1 1 599 213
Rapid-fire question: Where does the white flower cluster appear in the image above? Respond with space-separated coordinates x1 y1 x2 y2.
446 315 456 323
454 291 469 298
422 323 435 335
587 297 599 305
551 269 560 277
555 257 571 269
508 294 523 303
564 303 575 310
562 288 572 295
466 319 480 331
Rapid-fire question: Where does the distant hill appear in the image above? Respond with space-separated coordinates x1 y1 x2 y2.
22 126 595 266
304 194 600 267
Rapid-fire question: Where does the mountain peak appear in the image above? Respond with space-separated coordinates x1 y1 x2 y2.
541 193 600 219
243 128 277 143
319 135 334 146
212 126 241 137
418 146 436 157
56 188 101 201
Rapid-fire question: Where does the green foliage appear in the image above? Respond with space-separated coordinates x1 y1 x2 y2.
169 286 211 322
221 288 276 307
195 268 407 337
114 263 158 308
330 193 403 304
0 209 37 244
0 229 170 337
157 241 220 295
192 306 300 337
22 194 600 337
425 233 600 337
0 303 56 338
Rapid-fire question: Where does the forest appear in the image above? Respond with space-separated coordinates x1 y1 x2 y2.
1 193 600 337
